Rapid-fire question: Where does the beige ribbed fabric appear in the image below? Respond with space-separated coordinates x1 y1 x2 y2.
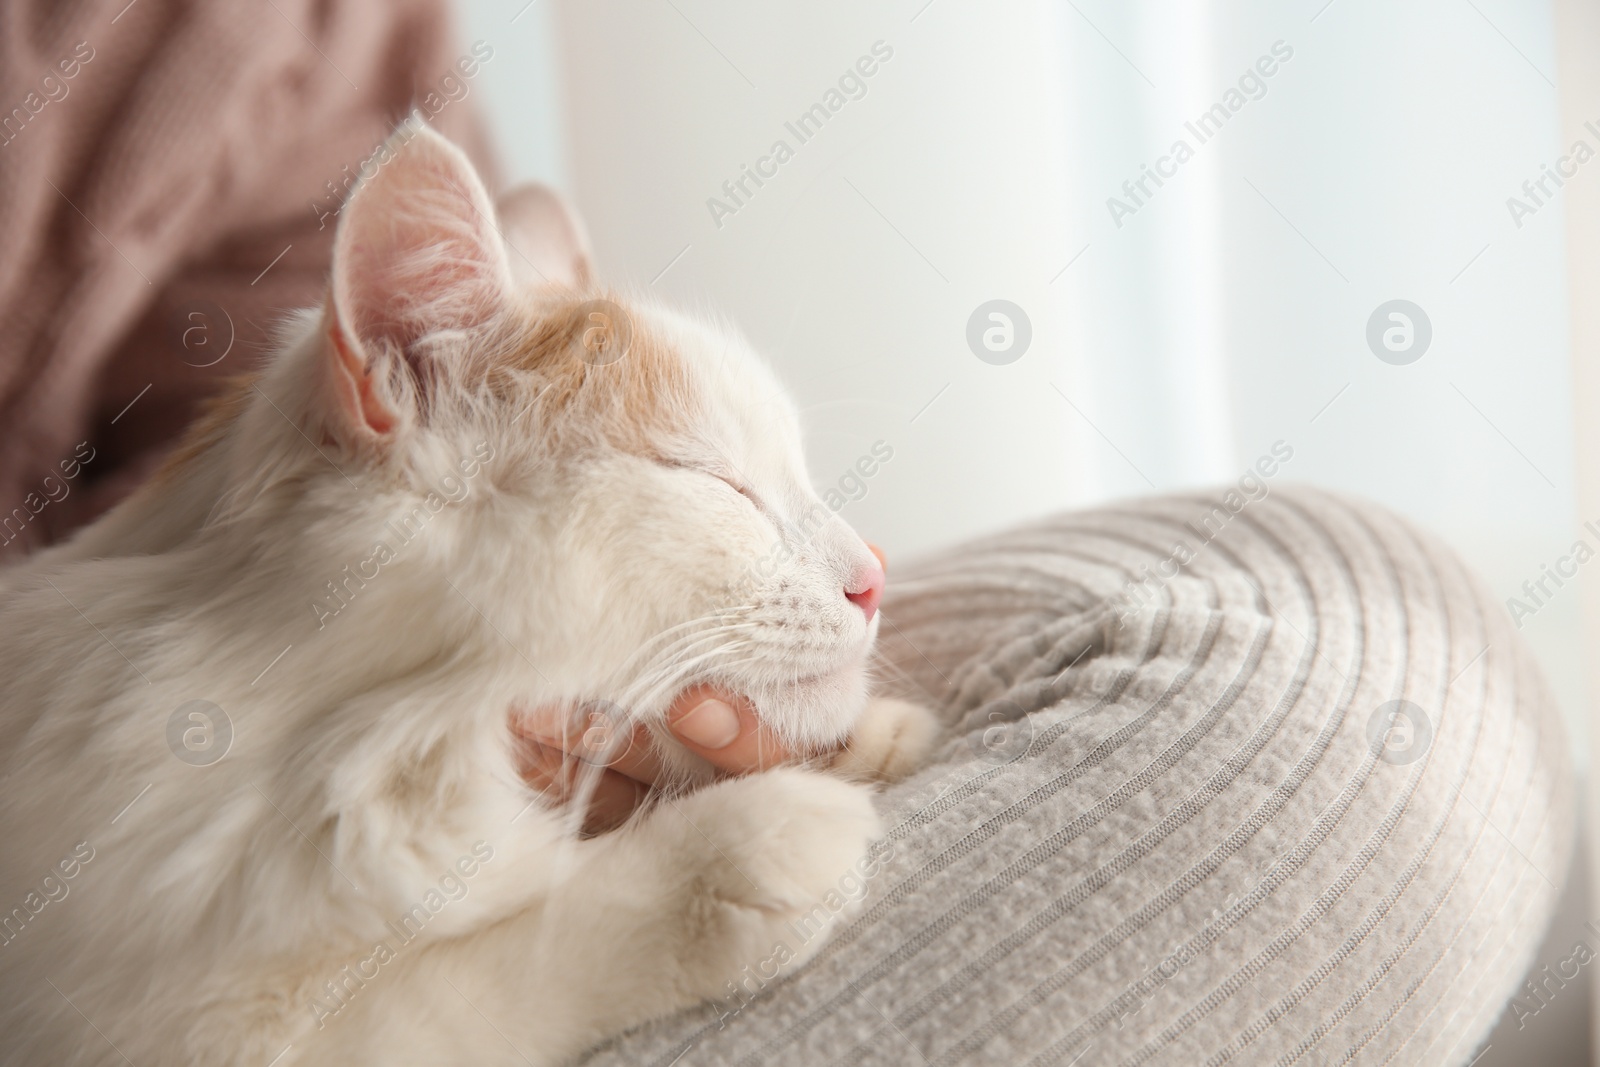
583 487 1574 1066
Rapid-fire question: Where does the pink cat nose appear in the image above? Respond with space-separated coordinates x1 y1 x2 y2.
845 558 885 622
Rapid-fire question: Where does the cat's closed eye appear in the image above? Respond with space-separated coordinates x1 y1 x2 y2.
705 470 768 517
705 470 778 523
658 458 760 508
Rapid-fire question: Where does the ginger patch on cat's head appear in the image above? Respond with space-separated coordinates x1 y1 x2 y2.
493 292 701 455
155 128 714 494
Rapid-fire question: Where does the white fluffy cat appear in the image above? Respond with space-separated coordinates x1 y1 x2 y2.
0 125 936 1065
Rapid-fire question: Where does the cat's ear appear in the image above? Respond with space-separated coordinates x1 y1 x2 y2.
496 184 593 290
326 123 512 438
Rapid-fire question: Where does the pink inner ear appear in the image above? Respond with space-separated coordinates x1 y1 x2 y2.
328 321 398 435
331 126 513 374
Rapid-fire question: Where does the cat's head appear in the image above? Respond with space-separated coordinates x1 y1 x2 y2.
248 125 885 763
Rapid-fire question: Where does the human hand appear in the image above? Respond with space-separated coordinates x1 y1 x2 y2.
512 684 799 834
513 543 888 834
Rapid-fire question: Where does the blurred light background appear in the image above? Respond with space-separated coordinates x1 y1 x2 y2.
458 0 1589 1058
462 0 1582 758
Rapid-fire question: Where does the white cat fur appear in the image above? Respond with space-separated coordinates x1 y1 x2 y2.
0 125 931 1066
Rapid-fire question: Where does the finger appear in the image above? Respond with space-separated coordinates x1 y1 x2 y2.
590 723 670 786
513 706 671 786
576 772 650 835
667 684 794 775
516 737 649 833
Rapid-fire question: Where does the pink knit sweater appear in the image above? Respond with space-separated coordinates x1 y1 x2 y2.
0 0 496 551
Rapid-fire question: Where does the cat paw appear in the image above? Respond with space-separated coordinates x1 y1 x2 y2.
830 696 940 784
661 768 884 990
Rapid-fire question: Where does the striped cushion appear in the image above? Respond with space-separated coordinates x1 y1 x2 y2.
583 487 1574 1066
